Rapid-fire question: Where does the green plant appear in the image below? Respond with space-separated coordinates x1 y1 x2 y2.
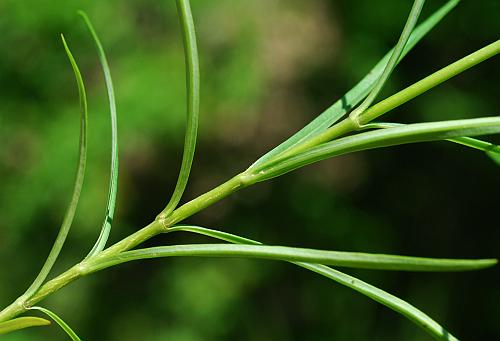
1 0 499 339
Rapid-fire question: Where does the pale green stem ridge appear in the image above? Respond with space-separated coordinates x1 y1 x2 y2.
79 11 120 258
22 35 88 300
159 0 200 219
350 0 425 125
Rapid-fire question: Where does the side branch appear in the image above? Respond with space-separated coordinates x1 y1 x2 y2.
0 171 253 323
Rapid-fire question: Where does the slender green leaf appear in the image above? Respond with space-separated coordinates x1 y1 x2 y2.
454 136 500 166
487 150 500 165
452 136 500 154
0 317 50 335
274 39 500 158
88 243 495 273
81 221 473 339
158 0 200 218
22 35 88 298
364 122 500 165
79 11 119 257
350 0 424 121
30 307 81 341
253 116 500 182
168 225 258 245
249 0 459 168
297 263 458 341
168 225 460 340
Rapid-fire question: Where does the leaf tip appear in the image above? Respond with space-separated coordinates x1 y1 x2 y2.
76 9 87 18
486 150 500 166
473 258 498 270
486 258 498 267
0 316 51 335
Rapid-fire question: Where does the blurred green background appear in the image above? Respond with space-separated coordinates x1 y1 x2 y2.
1 0 499 340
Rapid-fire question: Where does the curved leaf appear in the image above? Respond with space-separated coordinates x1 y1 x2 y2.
252 116 500 182
168 225 258 245
159 0 200 218
22 34 88 298
249 0 459 168
350 0 424 120
0 316 50 335
487 150 500 165
168 225 461 340
297 263 459 341
30 307 81 341
454 136 500 166
277 39 500 156
88 243 495 273
364 122 500 166
79 11 119 257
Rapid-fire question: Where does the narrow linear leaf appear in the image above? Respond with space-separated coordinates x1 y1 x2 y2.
452 136 500 153
168 225 460 340
0 316 50 335
365 122 500 165
487 150 500 165
350 0 424 120
79 11 119 257
454 136 500 166
168 225 258 245
297 263 458 341
249 0 459 168
88 243 495 273
30 307 81 341
22 35 88 299
253 116 500 182
279 39 500 157
158 0 200 218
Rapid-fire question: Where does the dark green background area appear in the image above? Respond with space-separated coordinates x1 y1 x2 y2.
1 0 499 340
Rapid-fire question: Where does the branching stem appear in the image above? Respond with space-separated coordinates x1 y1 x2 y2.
266 39 500 163
1 40 499 323
1 12 499 339
0 172 252 322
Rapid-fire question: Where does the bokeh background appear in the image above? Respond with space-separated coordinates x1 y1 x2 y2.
1 0 499 340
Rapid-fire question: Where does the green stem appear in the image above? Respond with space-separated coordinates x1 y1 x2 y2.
359 39 500 124
1 39 499 330
276 39 500 157
0 172 252 323
252 118 356 172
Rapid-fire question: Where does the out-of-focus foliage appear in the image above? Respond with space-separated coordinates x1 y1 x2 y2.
0 0 499 340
